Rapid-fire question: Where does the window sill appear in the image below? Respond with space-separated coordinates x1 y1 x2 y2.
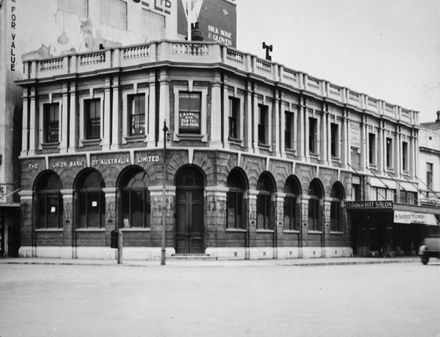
226 228 246 232
35 228 63 232
81 139 101 147
228 137 243 146
120 227 151 232
124 135 147 143
330 231 344 235
256 229 274 233
285 148 296 154
331 156 341 164
258 143 270 150
176 133 205 141
76 228 105 231
283 229 300 234
307 230 323 234
309 153 319 159
41 142 59 150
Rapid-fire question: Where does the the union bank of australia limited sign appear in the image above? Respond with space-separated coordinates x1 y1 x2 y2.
346 201 394 209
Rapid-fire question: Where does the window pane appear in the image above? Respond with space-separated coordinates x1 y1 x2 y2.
58 0 88 17
179 92 201 134
44 104 59 143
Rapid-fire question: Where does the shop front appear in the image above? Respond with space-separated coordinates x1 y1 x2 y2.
348 201 439 257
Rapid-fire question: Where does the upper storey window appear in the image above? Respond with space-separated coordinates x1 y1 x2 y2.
402 141 409 172
85 99 101 140
330 123 339 158
100 0 127 30
179 92 201 134
285 111 294 150
309 117 318 154
368 133 376 165
258 104 269 145
229 97 240 140
43 103 59 143
386 137 393 170
58 0 88 17
128 94 146 136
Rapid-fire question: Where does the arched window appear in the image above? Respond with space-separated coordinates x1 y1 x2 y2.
330 182 345 232
257 173 275 230
226 168 248 229
35 172 63 229
76 170 105 228
284 176 302 230
308 179 324 231
120 168 150 228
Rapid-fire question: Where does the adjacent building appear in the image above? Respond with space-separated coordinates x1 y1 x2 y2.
16 37 424 260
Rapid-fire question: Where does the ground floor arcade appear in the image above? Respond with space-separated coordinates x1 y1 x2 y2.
18 149 352 260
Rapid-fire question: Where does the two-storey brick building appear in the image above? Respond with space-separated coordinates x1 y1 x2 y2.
16 39 422 260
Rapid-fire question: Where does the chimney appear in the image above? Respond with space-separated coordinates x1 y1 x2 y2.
191 22 204 41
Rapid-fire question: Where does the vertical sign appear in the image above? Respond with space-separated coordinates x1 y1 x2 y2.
10 0 17 71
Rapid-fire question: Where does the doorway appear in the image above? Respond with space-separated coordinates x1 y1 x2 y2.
175 166 205 254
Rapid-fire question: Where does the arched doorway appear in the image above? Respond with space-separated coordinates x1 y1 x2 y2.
175 165 205 254
308 178 324 231
256 172 276 230
284 175 302 231
330 182 345 232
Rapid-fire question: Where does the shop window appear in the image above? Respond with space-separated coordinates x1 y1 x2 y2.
120 169 150 228
309 117 318 154
76 170 105 228
229 97 240 140
285 111 294 150
368 133 376 165
35 172 63 229
100 0 127 30
179 92 201 134
308 179 323 231
257 173 275 230
85 99 101 140
330 182 345 232
284 176 301 230
258 104 268 145
128 94 146 136
58 0 88 17
226 168 248 229
402 141 409 172
427 162 433 190
386 137 393 169
330 123 339 158
400 190 417 205
43 103 59 143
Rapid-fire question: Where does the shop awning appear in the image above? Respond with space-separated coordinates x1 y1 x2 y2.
399 182 418 193
394 211 439 226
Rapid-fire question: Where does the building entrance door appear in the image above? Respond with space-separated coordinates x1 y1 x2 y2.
175 166 204 254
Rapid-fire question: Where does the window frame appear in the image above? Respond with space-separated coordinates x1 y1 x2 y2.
84 98 101 140
330 122 339 158
386 137 393 170
57 0 88 17
427 162 433 190
401 141 409 172
284 111 295 150
258 104 269 145
128 93 146 137
308 117 318 155
368 132 377 166
43 103 60 144
228 97 240 140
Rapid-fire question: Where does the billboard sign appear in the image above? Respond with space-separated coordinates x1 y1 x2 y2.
177 0 237 47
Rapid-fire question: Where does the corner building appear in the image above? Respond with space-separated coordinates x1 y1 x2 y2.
17 40 419 260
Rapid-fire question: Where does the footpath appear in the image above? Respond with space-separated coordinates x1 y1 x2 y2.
0 256 420 268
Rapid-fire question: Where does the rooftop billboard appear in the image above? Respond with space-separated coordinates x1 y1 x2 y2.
177 0 237 47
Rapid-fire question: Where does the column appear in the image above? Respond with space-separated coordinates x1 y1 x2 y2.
210 73 222 148
21 90 29 156
111 75 121 149
341 113 347 168
61 189 74 248
205 187 228 250
222 78 229 149
322 198 332 257
147 78 156 146
68 81 77 152
273 194 285 259
395 127 401 177
28 88 37 155
103 187 117 247
299 196 309 258
346 110 352 168
360 116 367 170
158 69 170 148
246 191 258 260
102 78 112 151
378 120 385 175
297 96 305 160
252 94 259 154
273 93 281 157
60 84 69 153
245 88 253 151
304 104 310 161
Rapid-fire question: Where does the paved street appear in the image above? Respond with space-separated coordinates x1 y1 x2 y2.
1 261 440 337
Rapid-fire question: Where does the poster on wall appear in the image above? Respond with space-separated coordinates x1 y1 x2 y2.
177 0 237 47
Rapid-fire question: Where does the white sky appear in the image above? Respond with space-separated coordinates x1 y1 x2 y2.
236 0 440 123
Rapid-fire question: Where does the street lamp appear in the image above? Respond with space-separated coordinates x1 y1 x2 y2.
161 120 169 266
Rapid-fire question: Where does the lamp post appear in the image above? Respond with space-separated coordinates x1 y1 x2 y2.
161 120 169 266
